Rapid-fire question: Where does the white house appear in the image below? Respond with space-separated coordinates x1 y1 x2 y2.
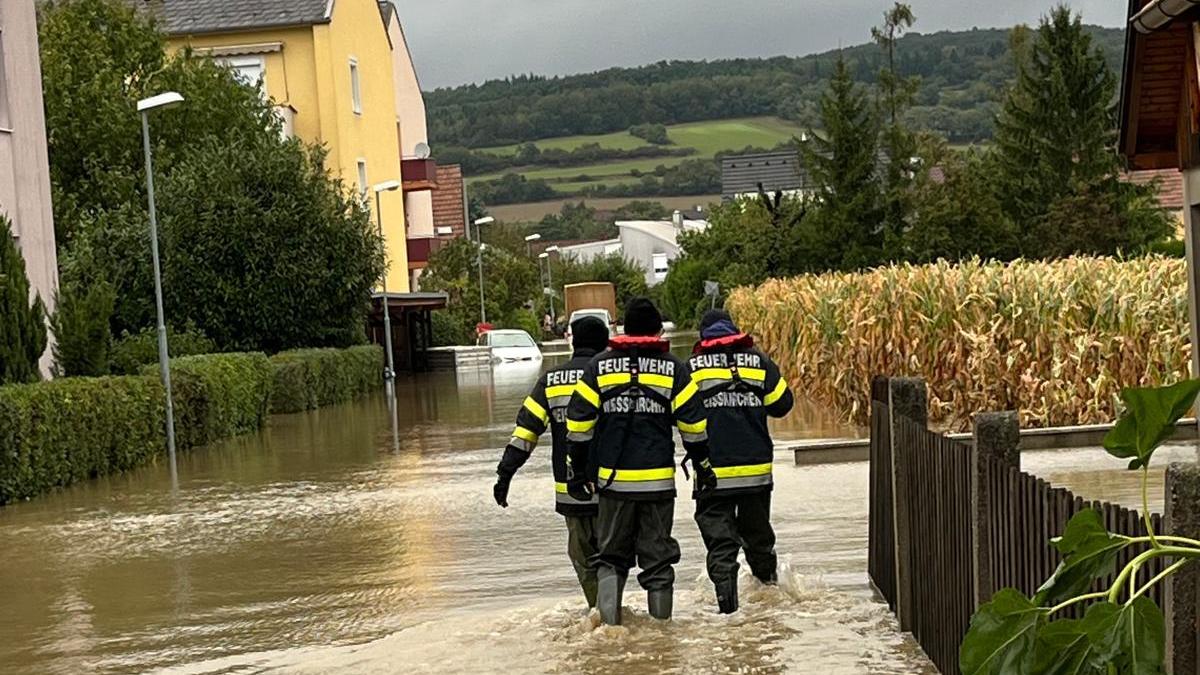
558 211 708 286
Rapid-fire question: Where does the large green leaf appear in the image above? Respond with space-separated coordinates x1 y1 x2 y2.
1103 380 1200 470
1034 510 1130 606
1032 618 1104 674
961 588 1045 675
1083 598 1166 675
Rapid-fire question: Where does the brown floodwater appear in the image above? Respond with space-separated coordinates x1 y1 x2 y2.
0 352 937 674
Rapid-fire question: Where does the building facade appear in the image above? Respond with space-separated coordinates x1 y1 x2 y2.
559 212 708 286
1 0 58 375
154 0 412 292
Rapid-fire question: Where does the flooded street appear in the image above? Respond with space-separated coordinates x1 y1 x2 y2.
0 353 934 675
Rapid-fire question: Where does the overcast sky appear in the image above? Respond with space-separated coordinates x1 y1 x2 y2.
396 0 1128 90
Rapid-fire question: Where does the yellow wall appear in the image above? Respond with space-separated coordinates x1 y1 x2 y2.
168 0 410 292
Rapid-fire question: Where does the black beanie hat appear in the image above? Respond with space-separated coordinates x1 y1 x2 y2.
699 308 734 333
623 297 664 337
571 316 609 353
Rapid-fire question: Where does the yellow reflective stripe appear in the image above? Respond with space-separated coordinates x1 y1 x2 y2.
598 466 675 481
740 367 767 382
513 426 539 443
555 482 568 494
523 396 549 423
640 373 674 389
672 381 698 411
546 384 576 399
692 368 733 382
574 381 601 408
676 417 707 434
597 373 631 388
567 417 596 433
713 463 773 478
763 378 788 406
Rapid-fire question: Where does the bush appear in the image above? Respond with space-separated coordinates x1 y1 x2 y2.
51 279 116 377
728 256 1190 431
160 353 273 444
110 325 217 375
0 376 165 504
268 345 382 414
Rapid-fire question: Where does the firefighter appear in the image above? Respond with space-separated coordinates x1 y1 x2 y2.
493 316 611 609
688 308 794 614
564 297 717 625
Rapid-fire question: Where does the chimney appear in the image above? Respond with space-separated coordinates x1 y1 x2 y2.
672 210 683 229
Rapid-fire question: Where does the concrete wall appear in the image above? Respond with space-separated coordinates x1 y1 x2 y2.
1 0 58 376
617 225 680 286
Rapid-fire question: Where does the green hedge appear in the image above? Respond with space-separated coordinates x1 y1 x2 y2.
156 352 274 445
269 345 383 413
0 376 165 504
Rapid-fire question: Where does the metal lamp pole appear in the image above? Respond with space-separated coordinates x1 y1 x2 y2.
473 216 493 325
545 245 559 324
524 232 541 257
137 92 184 483
373 180 402 381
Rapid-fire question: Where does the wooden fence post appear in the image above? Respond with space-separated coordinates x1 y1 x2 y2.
971 411 1021 610
889 377 927 632
1166 462 1200 674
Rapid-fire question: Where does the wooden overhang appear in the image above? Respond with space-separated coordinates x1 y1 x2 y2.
1120 0 1200 170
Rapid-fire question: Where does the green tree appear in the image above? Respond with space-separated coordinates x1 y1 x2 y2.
421 238 540 344
871 3 920 242
992 5 1170 257
0 216 48 384
800 56 883 269
555 253 649 320
51 278 116 377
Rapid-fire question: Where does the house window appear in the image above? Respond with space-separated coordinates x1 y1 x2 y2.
357 159 368 199
652 253 669 281
0 30 10 130
220 55 266 96
349 58 362 115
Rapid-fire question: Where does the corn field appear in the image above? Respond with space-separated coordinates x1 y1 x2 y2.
726 257 1191 431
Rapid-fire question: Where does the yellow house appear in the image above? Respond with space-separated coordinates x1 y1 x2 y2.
148 0 412 292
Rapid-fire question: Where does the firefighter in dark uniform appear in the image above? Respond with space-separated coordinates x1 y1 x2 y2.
688 309 794 614
565 298 717 625
493 316 611 609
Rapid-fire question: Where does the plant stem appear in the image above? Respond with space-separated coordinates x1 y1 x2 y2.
1141 465 1160 549
1047 591 1109 615
1128 558 1193 605
1109 546 1200 604
1121 535 1200 548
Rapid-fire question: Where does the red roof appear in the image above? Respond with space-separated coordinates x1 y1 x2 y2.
1121 169 1185 210
432 164 466 238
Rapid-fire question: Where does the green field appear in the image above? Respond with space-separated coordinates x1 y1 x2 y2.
471 116 805 191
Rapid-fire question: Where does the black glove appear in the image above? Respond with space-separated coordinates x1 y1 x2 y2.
565 454 594 502
494 473 512 508
693 457 718 496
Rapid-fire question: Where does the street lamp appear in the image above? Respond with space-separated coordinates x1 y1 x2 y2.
524 232 542 257
373 180 402 381
473 216 494 324
544 245 560 324
137 91 184 482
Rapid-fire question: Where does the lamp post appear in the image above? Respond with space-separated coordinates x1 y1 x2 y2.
373 180 402 381
524 232 541 257
137 91 184 483
545 245 560 324
473 216 494 325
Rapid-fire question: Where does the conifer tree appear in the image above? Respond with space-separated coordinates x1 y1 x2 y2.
992 4 1170 256
0 215 48 383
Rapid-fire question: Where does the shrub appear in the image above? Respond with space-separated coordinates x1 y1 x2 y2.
51 279 116 377
0 376 164 504
0 214 48 384
727 256 1190 430
161 353 273 443
110 325 216 375
268 345 382 414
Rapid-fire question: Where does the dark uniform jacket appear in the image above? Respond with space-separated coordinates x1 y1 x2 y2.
566 335 709 501
688 333 794 495
506 351 599 516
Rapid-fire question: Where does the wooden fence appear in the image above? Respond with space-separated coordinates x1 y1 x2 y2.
867 376 1186 674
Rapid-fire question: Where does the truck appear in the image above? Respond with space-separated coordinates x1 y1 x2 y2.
563 282 618 332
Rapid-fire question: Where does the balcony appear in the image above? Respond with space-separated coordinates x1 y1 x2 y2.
401 158 438 192
406 235 449 269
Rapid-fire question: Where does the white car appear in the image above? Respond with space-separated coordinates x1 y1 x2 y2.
565 309 616 339
479 329 544 363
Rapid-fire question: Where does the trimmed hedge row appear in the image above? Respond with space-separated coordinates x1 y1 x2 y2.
1 346 381 505
268 345 383 413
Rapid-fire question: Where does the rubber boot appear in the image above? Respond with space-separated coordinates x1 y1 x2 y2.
755 571 778 586
716 577 739 614
597 567 626 626
647 588 673 620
